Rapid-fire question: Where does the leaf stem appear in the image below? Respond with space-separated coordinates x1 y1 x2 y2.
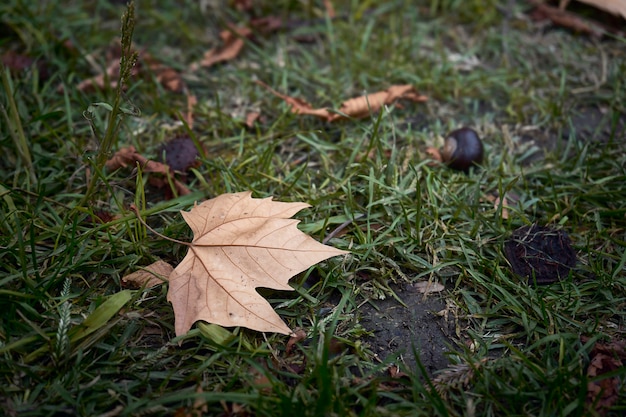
130 204 191 247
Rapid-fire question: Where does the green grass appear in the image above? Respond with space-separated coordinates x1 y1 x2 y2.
1 0 625 416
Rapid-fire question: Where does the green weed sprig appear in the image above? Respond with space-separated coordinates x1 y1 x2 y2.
80 1 138 207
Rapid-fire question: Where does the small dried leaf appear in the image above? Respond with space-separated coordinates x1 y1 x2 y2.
494 196 509 220
245 111 261 127
413 281 445 294
186 94 197 129
388 365 409 379
77 41 184 93
258 82 427 122
323 0 336 18
286 328 307 354
123 260 173 288
194 25 252 69
256 80 332 119
530 2 605 37
105 146 191 196
425 146 443 164
573 0 626 18
583 336 626 414
329 84 427 121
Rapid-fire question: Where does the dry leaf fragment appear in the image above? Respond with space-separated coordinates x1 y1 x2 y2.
388 364 409 379
105 146 191 196
425 146 443 165
232 0 254 12
185 94 198 129
257 81 427 122
77 41 184 93
563 0 626 18
332 84 428 121
255 80 333 119
323 0 336 18
193 25 252 69
413 281 445 294
168 192 348 336
530 2 606 36
286 328 307 354
245 111 261 128
123 260 173 288
582 336 626 415
192 18 286 70
494 195 509 219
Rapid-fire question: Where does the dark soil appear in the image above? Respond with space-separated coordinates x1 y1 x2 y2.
359 283 457 376
358 107 624 377
504 224 577 284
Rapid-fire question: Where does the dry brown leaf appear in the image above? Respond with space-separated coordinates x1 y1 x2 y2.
530 2 606 36
123 260 173 288
185 94 198 129
168 192 348 336
78 41 184 93
192 18 287 70
565 0 626 18
1 50 50 80
232 0 253 12
245 111 261 127
388 365 409 379
425 146 443 165
330 84 428 121
255 80 333 119
193 25 252 69
494 195 509 220
249 16 284 34
257 81 427 122
582 336 626 415
413 281 445 294
323 0 336 18
105 146 191 196
286 328 307 354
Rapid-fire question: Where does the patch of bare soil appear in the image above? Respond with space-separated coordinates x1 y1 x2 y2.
519 105 625 164
358 108 624 377
359 283 457 375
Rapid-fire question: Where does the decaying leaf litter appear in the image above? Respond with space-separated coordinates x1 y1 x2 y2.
1 0 625 415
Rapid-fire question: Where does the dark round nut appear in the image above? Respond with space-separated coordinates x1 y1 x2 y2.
441 127 484 172
157 136 201 172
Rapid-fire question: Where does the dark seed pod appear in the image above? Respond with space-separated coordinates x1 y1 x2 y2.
157 136 201 172
441 127 484 172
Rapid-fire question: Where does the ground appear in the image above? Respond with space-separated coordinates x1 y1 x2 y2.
1 1 626 416
360 284 455 374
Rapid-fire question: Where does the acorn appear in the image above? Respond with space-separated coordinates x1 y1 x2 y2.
441 127 484 172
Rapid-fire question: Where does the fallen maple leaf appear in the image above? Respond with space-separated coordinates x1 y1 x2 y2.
168 191 348 336
563 0 626 19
